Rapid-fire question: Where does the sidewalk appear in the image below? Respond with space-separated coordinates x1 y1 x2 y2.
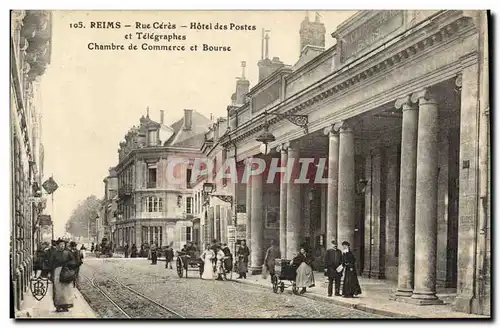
234 272 488 319
15 278 97 319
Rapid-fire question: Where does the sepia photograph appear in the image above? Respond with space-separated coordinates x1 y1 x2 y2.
9 8 491 320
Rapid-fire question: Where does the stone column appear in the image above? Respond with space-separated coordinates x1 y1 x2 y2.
453 65 482 313
324 125 339 245
410 88 443 304
250 172 264 273
395 95 418 298
245 160 252 253
385 145 400 281
337 122 355 245
286 143 301 259
277 143 288 258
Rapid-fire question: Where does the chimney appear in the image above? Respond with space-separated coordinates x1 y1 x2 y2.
299 11 326 56
257 30 284 81
184 109 193 130
160 110 164 124
235 61 250 105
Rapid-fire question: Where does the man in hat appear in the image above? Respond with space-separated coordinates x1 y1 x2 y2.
324 240 343 297
150 239 158 265
69 242 83 287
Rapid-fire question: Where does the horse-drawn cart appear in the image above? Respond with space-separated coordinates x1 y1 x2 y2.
176 251 203 278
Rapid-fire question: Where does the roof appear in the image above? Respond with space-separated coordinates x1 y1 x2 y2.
165 111 212 148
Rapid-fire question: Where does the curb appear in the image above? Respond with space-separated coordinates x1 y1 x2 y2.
74 288 98 318
232 278 417 318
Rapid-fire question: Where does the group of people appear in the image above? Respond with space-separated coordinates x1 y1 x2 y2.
33 238 85 312
199 239 239 280
261 239 361 298
324 240 362 298
121 243 139 258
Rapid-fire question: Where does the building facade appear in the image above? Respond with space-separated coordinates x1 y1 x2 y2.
219 11 489 315
112 109 212 251
99 167 118 244
10 10 52 311
193 115 247 254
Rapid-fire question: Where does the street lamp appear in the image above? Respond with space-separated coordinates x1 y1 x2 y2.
203 182 215 194
256 124 275 155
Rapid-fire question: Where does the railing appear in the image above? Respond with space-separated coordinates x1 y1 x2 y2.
118 184 133 197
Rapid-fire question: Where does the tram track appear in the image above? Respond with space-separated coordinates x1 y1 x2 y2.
79 266 185 319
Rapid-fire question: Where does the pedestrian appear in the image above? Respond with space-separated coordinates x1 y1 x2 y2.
324 240 343 297
293 247 315 295
236 240 250 279
131 244 138 258
341 241 362 298
221 243 233 273
69 241 83 288
264 240 281 282
150 239 158 265
49 238 78 312
124 243 129 258
165 246 174 269
200 244 216 280
90 242 94 253
34 242 48 278
215 246 226 280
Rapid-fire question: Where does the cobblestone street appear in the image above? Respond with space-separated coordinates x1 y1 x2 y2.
78 258 386 319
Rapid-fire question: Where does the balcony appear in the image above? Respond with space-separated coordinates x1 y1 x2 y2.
118 184 133 197
147 181 157 189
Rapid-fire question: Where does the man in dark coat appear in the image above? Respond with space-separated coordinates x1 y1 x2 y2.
264 240 281 281
150 239 158 265
69 241 83 287
324 240 343 297
165 246 174 269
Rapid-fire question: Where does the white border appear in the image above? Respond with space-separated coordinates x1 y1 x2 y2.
2 1 498 327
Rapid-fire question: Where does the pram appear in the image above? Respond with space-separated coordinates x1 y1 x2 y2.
272 259 299 294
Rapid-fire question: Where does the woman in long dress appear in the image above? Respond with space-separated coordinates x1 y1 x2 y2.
293 248 315 295
200 245 215 280
341 241 362 298
237 240 250 279
50 239 77 312
215 246 226 280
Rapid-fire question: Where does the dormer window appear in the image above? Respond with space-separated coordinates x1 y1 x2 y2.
148 129 157 146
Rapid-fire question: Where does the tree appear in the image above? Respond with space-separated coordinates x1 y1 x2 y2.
65 195 101 238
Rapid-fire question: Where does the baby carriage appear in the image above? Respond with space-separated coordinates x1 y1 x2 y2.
272 259 299 294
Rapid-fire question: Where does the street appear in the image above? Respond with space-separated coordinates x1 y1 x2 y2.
78 257 385 319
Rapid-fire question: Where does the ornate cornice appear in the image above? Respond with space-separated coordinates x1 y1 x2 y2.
11 10 26 31
221 11 474 149
21 10 52 81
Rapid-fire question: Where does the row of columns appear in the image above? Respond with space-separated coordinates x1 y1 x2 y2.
323 122 356 249
321 87 445 304
243 85 453 304
393 88 442 304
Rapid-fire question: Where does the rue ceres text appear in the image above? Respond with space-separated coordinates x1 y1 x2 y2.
77 21 256 31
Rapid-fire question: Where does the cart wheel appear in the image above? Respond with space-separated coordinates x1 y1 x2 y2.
272 275 279 293
176 258 183 278
280 282 285 293
292 282 298 295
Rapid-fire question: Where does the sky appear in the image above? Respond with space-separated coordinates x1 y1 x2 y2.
38 10 356 237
